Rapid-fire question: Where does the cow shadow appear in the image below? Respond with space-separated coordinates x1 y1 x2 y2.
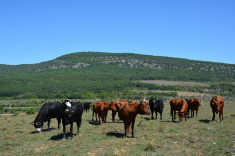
198 119 211 123
106 132 124 138
49 132 73 141
88 120 101 125
143 117 151 121
160 120 171 123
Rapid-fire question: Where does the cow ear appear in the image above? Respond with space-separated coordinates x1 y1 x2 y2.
36 123 38 125
211 102 214 105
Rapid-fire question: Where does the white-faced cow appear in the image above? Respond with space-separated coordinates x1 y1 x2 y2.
61 100 83 140
31 102 62 133
149 97 164 120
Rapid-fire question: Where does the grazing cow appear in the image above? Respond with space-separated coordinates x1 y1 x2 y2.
32 102 62 133
210 96 224 122
170 98 188 122
188 98 201 117
149 97 164 120
110 100 130 122
118 101 150 138
83 102 91 112
61 100 83 140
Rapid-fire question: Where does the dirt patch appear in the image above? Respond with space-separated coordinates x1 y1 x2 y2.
139 80 210 87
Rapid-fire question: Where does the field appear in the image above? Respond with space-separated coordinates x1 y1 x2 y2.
0 99 234 156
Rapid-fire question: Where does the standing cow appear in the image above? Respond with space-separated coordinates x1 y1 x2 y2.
61 100 83 140
118 101 150 138
188 98 201 118
149 97 164 120
170 98 188 122
83 102 91 112
31 102 62 133
110 100 130 122
210 96 224 122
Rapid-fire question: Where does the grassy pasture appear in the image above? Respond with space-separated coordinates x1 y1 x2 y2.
0 100 234 155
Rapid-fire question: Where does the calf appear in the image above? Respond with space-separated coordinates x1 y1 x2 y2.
32 102 62 133
118 101 150 138
188 98 201 117
83 102 91 112
149 97 164 120
210 96 224 122
61 100 83 140
170 98 188 122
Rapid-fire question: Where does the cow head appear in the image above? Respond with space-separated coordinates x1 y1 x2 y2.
139 101 151 115
197 99 202 106
211 96 224 113
62 100 73 114
110 101 117 111
31 121 43 133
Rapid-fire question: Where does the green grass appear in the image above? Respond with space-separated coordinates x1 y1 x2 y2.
0 100 234 155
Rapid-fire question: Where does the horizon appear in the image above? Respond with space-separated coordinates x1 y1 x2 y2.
1 51 234 66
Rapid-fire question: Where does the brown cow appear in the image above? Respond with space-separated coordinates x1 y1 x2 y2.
97 101 112 124
110 100 130 122
170 98 188 122
210 96 224 122
118 101 150 138
188 98 201 118
92 102 100 122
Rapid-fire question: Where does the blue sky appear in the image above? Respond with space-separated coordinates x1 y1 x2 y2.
0 0 234 65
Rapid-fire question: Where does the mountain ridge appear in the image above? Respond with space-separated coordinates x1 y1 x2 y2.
0 52 234 75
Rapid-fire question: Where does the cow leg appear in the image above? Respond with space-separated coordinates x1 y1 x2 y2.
124 123 128 137
92 111 94 121
47 119 51 131
62 121 66 140
155 112 158 120
221 109 224 121
76 121 81 136
57 117 61 130
131 120 135 138
151 110 154 119
112 111 117 123
174 111 176 121
212 111 215 121
196 110 198 117
185 113 187 121
70 123 74 140
171 109 174 122
160 111 163 121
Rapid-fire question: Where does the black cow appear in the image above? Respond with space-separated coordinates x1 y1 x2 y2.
83 102 91 112
149 97 164 120
31 102 62 133
61 100 83 140
185 98 190 116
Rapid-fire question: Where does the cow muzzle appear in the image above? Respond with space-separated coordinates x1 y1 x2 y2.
36 128 42 133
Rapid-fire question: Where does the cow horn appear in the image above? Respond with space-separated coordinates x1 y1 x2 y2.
31 122 34 125
175 111 178 113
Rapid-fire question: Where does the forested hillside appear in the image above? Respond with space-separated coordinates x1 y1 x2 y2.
0 52 234 99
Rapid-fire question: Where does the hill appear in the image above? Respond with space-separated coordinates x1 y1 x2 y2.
0 52 234 99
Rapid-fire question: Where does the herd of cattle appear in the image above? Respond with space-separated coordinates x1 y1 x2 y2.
31 96 224 140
